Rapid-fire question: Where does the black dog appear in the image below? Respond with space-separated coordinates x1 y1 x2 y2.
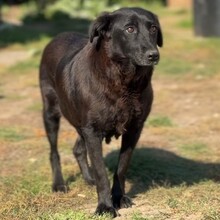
39 7 163 217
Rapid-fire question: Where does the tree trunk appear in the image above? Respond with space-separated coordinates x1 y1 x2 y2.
194 0 220 37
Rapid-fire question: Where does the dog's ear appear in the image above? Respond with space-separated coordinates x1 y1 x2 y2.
155 16 163 47
157 24 163 47
89 12 112 43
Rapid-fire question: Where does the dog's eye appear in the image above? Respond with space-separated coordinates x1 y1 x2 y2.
150 25 157 34
126 27 135 33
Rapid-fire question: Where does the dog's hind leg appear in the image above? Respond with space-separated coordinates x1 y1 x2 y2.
43 95 68 193
73 137 95 185
111 125 143 209
41 80 67 193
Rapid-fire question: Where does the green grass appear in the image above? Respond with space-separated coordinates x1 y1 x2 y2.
39 211 113 220
132 212 150 220
159 58 192 75
27 102 42 112
0 174 110 220
167 197 178 209
0 127 26 142
158 44 220 77
177 18 193 29
38 211 87 220
203 210 220 220
175 9 193 29
8 58 40 74
147 116 173 127
179 142 210 157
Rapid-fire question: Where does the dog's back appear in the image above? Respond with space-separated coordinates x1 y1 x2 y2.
40 32 87 86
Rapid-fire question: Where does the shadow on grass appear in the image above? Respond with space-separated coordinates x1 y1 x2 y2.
0 11 91 48
105 147 220 197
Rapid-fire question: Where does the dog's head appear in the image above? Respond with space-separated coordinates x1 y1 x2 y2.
89 7 163 66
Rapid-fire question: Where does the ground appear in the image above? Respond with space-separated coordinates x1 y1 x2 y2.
0 3 220 220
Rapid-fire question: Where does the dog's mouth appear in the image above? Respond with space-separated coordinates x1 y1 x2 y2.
133 53 160 67
146 60 159 66
135 60 159 67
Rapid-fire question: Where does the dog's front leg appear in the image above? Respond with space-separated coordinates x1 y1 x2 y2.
112 125 143 209
83 128 117 217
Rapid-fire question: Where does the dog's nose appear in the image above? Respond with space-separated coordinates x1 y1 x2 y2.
147 51 159 63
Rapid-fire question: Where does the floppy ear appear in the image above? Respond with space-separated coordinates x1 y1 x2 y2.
89 12 111 43
155 16 163 47
157 24 163 47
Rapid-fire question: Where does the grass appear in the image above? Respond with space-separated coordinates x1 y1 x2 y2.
0 174 111 220
0 127 26 142
147 116 173 127
177 18 193 29
175 9 193 29
158 57 193 75
157 36 220 76
132 211 150 220
27 102 42 112
38 211 87 220
0 1 220 220
179 142 210 157
8 57 40 74
203 210 220 220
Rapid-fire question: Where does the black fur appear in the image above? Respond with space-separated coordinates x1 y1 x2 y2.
39 7 163 217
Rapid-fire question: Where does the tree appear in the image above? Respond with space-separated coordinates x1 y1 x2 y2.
194 0 220 37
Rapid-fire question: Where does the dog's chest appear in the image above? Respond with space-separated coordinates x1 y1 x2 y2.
95 92 143 142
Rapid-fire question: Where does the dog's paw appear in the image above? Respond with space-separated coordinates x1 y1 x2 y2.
120 195 134 208
113 195 134 209
52 184 69 193
95 203 119 218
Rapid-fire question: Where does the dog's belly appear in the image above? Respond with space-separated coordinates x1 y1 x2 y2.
103 128 120 144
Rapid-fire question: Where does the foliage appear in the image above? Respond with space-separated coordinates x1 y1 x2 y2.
35 0 58 12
